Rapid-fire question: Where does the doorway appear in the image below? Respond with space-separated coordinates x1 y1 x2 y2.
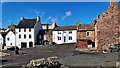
64 36 66 43
29 42 33 47
21 42 27 48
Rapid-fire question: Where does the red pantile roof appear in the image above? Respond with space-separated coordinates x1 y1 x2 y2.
78 24 94 31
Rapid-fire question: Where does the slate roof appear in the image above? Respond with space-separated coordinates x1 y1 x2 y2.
16 19 37 28
54 26 76 31
78 24 94 31
0 30 15 38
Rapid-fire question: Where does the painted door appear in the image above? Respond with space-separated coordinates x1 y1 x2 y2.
64 36 66 43
29 42 33 47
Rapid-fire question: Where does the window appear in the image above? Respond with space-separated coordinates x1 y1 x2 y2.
58 37 61 40
10 43 12 45
29 35 31 38
69 36 72 40
24 28 26 32
7 38 9 41
24 34 26 38
58 32 61 34
63 31 66 33
86 31 90 37
19 35 21 38
19 29 21 32
69 31 72 34
29 28 31 32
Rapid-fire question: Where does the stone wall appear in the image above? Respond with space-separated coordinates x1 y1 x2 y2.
77 31 95 41
95 4 120 50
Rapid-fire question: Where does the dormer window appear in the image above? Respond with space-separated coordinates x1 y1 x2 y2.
24 28 26 32
29 28 31 32
19 29 21 32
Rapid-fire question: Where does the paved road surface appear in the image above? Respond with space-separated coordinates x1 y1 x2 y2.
1 44 119 68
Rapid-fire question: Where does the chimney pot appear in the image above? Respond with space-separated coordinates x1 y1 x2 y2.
37 16 40 21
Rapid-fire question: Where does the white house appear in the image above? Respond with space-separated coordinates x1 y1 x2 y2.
15 16 42 48
53 26 77 44
42 23 57 30
0 33 3 45
5 30 15 47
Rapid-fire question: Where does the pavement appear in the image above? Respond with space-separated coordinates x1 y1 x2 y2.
1 44 120 68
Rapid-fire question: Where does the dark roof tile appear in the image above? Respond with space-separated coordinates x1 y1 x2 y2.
16 19 37 28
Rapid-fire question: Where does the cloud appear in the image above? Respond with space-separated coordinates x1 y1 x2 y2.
34 10 40 15
62 11 72 21
51 18 58 22
46 16 58 23
47 16 52 21
34 10 45 16
66 11 71 16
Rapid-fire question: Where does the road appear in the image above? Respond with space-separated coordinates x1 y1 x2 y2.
1 44 119 68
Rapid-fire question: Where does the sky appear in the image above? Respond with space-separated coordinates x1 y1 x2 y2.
1 1 120 28
0 2 2 28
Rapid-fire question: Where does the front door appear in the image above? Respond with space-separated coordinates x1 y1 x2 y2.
64 36 66 43
29 42 33 47
21 42 27 48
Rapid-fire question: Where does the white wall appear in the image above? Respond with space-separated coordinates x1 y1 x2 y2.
15 28 34 48
0 34 3 45
42 25 47 29
53 30 77 44
5 31 15 47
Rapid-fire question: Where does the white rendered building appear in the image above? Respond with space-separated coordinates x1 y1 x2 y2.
15 16 42 48
53 26 77 44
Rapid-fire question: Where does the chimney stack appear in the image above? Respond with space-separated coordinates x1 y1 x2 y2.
21 17 24 20
110 0 117 6
76 21 80 30
37 16 40 21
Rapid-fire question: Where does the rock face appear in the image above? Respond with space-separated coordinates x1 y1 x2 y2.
95 0 120 50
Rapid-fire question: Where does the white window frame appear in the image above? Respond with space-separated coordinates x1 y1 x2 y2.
57 36 61 41
69 36 72 40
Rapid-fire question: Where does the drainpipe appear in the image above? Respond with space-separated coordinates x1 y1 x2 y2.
97 30 100 50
